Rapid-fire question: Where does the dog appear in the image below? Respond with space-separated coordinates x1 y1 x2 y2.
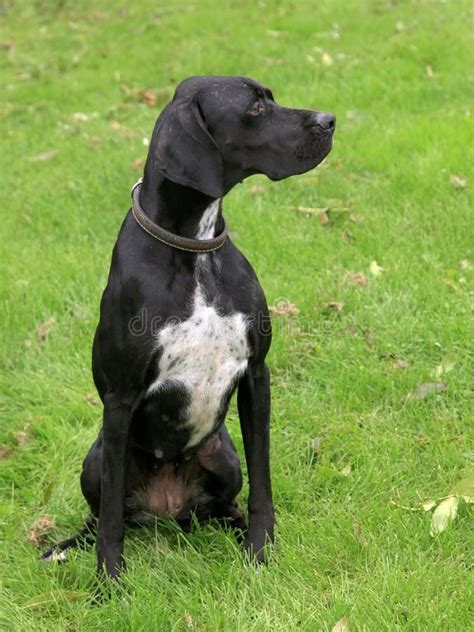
42 76 335 580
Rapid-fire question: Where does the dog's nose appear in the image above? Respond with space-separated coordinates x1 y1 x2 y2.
313 112 336 132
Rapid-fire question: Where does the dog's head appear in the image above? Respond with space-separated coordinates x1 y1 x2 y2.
149 75 335 198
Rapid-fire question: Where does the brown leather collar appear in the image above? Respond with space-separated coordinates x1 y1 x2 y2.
131 179 228 253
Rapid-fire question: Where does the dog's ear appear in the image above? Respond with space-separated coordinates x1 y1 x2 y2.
151 95 224 198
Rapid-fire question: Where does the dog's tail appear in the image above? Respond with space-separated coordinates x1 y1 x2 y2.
41 514 97 563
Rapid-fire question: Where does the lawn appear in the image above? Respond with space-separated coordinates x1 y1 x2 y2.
1 0 473 630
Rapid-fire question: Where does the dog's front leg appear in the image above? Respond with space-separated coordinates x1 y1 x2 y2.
237 363 274 562
96 394 131 580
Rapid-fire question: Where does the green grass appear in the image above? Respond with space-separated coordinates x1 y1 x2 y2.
1 0 473 629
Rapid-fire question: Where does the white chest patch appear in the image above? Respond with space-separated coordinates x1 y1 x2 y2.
147 286 249 448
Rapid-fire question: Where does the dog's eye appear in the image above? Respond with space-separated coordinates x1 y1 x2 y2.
248 101 265 116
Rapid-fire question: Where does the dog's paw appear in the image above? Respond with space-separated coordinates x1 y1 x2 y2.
41 546 68 563
242 531 273 564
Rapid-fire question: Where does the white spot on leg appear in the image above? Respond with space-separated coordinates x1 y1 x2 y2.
42 548 68 563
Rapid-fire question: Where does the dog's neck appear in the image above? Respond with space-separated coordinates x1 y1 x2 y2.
139 172 223 240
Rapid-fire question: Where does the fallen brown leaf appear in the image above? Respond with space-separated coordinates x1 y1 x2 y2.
15 430 28 446
345 324 359 336
405 382 447 402
349 213 365 223
133 158 144 172
85 394 100 406
37 317 55 341
27 150 58 163
443 278 462 292
140 89 156 108
109 120 136 139
363 329 374 346
345 272 366 287
27 516 55 547
325 301 344 312
449 174 468 189
289 205 329 217
391 358 410 370
319 211 329 225
353 522 368 548
331 617 350 632
0 444 12 460
269 300 300 316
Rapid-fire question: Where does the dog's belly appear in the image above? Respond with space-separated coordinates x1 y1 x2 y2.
147 287 249 448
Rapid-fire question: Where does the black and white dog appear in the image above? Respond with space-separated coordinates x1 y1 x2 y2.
43 76 335 580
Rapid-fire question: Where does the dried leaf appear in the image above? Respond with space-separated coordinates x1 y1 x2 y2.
422 499 436 511
133 158 144 172
15 430 28 446
319 210 329 225
140 89 156 108
349 213 365 223
184 612 193 628
321 51 333 66
430 495 459 536
71 112 98 122
459 259 471 271
391 358 410 370
353 522 368 547
0 444 12 460
406 382 447 401
269 300 300 316
37 317 55 341
331 617 350 632
345 272 366 287
425 65 434 78
27 150 58 163
369 260 385 277
449 174 468 189
85 394 100 406
443 278 462 293
341 464 352 476
363 329 374 346
109 120 136 139
27 516 55 547
266 29 284 38
289 205 329 217
325 301 344 312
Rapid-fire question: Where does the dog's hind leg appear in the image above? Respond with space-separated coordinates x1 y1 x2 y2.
196 425 247 534
41 514 97 563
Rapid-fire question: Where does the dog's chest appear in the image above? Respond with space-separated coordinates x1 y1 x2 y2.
147 288 249 448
